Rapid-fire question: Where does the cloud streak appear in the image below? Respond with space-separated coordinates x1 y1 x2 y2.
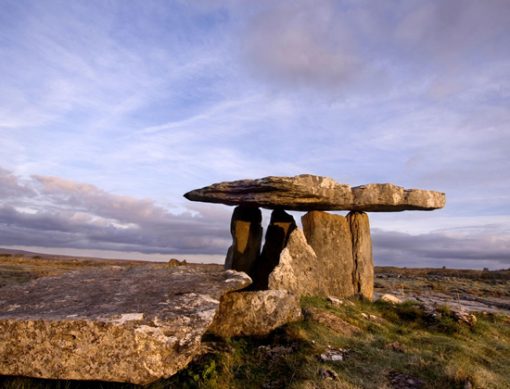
0 167 508 269
373 228 510 269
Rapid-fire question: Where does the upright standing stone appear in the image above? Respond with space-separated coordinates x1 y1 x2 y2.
252 209 296 289
301 211 355 297
225 206 262 274
347 211 374 299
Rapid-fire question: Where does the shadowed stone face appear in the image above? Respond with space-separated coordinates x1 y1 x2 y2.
225 206 262 274
252 209 296 290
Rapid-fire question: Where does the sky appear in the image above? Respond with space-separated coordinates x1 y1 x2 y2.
0 0 509 269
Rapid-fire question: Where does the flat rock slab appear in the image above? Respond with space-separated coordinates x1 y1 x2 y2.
184 174 445 212
0 265 251 385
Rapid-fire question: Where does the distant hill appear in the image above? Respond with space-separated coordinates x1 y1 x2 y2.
0 247 152 264
0 248 48 257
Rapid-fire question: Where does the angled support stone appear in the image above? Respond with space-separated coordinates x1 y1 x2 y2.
252 209 296 290
268 228 321 295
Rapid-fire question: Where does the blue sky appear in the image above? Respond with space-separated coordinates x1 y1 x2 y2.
0 0 509 268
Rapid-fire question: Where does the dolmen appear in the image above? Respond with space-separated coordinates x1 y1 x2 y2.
185 174 446 299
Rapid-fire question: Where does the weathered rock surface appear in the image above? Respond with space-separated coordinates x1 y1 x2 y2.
268 228 322 295
252 209 296 290
225 206 262 273
302 211 355 297
379 294 402 304
0 265 251 385
184 174 446 212
347 211 374 299
208 290 302 337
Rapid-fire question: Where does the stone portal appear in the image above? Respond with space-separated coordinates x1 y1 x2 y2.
185 174 445 299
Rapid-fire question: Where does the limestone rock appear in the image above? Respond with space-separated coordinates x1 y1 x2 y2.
351 183 445 212
184 174 445 212
379 294 402 304
0 265 251 385
268 228 322 296
225 206 262 273
252 209 296 290
347 211 374 299
302 211 355 297
208 290 302 337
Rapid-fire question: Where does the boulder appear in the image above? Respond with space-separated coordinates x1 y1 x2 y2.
184 174 446 212
302 211 355 297
208 290 302 337
252 209 296 290
0 265 251 385
225 206 263 273
268 228 323 296
347 211 374 299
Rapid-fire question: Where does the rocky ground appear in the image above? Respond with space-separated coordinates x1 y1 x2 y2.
374 266 510 315
2 253 508 316
1 253 509 388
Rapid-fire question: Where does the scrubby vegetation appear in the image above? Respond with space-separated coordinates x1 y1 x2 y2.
2 296 509 389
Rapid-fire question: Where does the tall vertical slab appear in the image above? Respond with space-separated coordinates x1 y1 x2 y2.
347 211 374 299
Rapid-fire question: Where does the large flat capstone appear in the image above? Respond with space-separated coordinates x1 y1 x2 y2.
184 174 445 212
0 265 251 385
